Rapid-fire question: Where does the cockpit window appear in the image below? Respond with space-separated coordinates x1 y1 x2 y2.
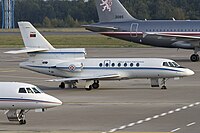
168 62 175 67
26 88 34 93
172 62 180 67
32 87 41 93
36 87 44 93
163 62 169 67
19 88 27 93
163 61 180 68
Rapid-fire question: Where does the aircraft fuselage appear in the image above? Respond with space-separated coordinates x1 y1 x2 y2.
90 20 200 49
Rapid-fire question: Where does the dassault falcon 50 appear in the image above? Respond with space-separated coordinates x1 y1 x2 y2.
0 82 62 124
84 0 200 62
6 22 194 91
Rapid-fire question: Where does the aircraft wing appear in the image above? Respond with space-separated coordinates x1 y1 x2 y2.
145 32 200 40
82 25 118 32
47 74 120 82
5 48 49 54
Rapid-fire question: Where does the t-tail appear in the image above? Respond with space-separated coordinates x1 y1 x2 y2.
83 0 136 32
6 21 86 60
95 0 136 22
5 21 55 54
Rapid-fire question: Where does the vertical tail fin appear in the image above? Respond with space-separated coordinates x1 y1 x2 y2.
18 22 54 50
95 0 136 22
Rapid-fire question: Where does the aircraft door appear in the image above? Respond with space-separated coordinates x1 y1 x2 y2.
130 23 138 37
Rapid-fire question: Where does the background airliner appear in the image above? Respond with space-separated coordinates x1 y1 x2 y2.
0 82 62 124
84 0 200 62
6 22 194 91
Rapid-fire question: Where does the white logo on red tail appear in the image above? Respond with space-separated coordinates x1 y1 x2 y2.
100 0 112 12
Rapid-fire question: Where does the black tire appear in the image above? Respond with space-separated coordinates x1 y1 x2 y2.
59 82 65 89
85 85 92 91
161 86 167 90
190 54 199 62
19 120 26 125
23 120 26 124
92 83 99 89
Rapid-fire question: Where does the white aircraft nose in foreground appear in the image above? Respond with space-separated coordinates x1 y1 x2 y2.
0 82 62 124
6 22 194 90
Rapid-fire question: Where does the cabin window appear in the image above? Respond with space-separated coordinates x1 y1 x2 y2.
105 63 109 67
111 63 115 67
26 88 34 93
42 61 48 64
19 88 27 93
32 87 41 93
124 63 127 67
118 63 121 67
136 63 140 67
99 63 103 67
130 63 134 67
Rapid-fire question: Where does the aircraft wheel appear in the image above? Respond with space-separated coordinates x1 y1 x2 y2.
73 86 77 89
59 82 65 89
161 85 167 90
19 120 26 125
85 85 93 91
190 54 199 62
92 83 99 89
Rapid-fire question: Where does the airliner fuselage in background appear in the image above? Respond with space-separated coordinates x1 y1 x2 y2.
84 0 200 62
6 22 194 91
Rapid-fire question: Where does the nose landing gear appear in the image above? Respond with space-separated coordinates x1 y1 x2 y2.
6 109 27 124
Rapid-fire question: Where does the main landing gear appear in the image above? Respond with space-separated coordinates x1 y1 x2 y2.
6 110 27 124
190 54 199 62
59 81 78 89
85 80 100 91
190 47 200 62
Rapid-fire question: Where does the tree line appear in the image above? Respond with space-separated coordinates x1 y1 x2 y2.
1 0 200 28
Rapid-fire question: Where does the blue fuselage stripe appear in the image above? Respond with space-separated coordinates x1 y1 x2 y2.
0 98 57 104
26 65 183 72
29 52 85 54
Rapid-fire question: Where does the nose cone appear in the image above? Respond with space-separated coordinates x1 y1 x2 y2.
184 69 195 76
46 94 62 108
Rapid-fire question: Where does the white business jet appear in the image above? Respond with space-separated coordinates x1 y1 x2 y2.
0 82 62 124
6 22 194 91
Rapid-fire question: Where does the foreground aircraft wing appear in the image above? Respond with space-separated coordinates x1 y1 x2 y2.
145 32 200 40
47 74 120 82
5 48 48 54
82 25 118 32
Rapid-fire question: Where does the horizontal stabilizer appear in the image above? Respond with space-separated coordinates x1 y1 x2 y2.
83 25 118 32
47 74 120 82
5 48 48 54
